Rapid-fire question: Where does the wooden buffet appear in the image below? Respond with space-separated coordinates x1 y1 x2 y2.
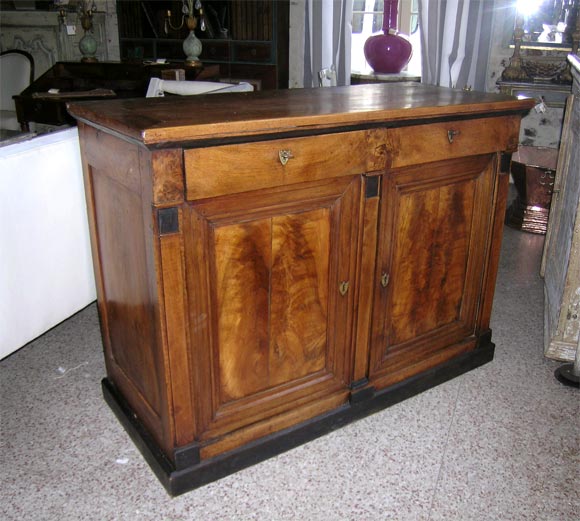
67 83 534 495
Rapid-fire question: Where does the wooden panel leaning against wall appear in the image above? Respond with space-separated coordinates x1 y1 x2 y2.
542 55 580 363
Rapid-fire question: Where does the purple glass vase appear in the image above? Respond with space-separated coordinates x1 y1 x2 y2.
364 0 412 74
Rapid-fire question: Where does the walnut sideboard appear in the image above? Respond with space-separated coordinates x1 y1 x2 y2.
68 84 534 495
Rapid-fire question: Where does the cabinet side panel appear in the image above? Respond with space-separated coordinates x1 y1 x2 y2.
91 170 162 416
477 156 509 332
78 126 167 453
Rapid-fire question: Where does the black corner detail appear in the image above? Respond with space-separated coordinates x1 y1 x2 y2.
350 386 375 405
475 329 493 350
349 378 374 404
365 176 380 198
500 152 512 174
158 207 179 235
174 443 201 470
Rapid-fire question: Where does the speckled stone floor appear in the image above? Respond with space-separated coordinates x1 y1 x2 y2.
1 226 578 521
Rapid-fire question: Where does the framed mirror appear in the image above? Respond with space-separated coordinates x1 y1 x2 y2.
501 0 580 84
516 0 579 50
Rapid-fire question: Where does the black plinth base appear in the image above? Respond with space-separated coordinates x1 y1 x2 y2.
102 339 495 496
554 363 580 388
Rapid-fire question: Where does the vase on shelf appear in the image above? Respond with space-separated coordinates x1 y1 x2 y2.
78 6 98 62
364 0 412 74
183 14 202 67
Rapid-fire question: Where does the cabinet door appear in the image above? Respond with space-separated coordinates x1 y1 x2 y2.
369 155 496 388
184 176 360 457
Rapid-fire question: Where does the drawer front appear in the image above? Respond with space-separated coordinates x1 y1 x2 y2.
234 42 272 63
201 41 230 61
185 131 370 200
387 116 520 168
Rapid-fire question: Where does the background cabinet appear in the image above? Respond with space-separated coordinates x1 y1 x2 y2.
116 0 289 89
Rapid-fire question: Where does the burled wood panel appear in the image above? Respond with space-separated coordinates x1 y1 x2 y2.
370 155 495 387
213 208 331 402
390 179 474 345
185 176 360 445
213 219 272 402
269 209 330 387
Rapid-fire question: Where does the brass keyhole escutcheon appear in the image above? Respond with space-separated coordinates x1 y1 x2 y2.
380 272 390 288
279 149 294 165
447 129 460 144
339 281 350 296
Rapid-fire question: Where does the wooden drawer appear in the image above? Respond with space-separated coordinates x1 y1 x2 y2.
387 116 520 168
185 131 371 199
201 41 230 61
234 42 272 63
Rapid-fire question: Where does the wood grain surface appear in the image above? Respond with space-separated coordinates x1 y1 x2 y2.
370 155 495 388
68 83 535 145
72 83 531 478
184 176 360 442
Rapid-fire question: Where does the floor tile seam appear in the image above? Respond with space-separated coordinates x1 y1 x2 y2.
426 377 463 521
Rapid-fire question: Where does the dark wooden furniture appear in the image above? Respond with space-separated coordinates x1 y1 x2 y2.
350 71 421 85
14 61 219 130
116 0 289 89
68 84 534 496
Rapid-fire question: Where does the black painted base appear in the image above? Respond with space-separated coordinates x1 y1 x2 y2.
102 339 495 496
554 363 580 388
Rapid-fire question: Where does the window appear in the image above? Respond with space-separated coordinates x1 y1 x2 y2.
351 0 421 76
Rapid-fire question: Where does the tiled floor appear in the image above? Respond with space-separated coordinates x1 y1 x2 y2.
1 226 578 521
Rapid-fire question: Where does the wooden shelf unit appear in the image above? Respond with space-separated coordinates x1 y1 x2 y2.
116 0 289 89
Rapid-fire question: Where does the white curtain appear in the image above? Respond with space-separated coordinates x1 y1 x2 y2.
418 0 495 91
303 0 353 87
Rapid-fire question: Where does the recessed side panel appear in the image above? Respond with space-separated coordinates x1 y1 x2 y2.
91 170 162 417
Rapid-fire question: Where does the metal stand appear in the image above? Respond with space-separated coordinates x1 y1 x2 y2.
554 338 580 388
